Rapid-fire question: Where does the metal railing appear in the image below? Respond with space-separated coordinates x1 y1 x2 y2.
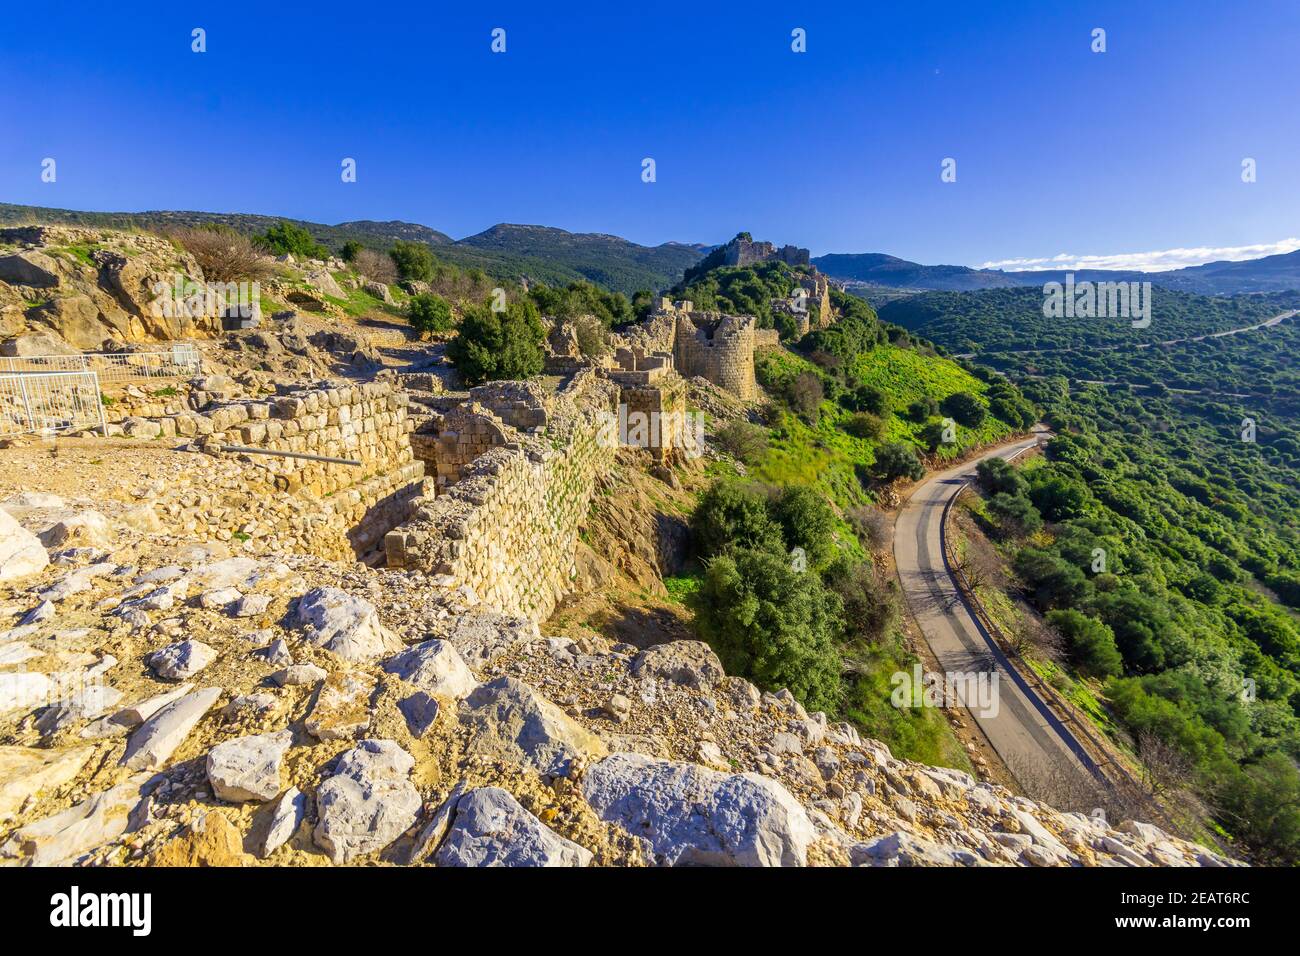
0 343 201 384
0 370 107 437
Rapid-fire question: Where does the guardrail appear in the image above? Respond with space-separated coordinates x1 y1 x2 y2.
0 370 107 437
0 343 201 384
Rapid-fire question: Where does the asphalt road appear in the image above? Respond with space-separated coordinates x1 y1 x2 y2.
893 433 1102 797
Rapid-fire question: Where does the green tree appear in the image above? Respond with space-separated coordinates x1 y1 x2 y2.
695 547 844 712
690 481 784 560
256 220 328 259
870 442 925 482
770 486 838 570
987 492 1043 540
941 391 987 428
389 240 436 282
446 298 545 385
407 292 454 334
340 240 363 262
1046 609 1123 677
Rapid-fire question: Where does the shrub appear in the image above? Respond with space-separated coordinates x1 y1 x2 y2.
572 313 610 358
770 486 838 569
870 442 925 482
340 240 363 262
824 557 899 647
353 248 398 284
786 371 824 418
843 411 887 440
941 391 987 428
849 385 891 416
255 220 328 260
976 457 1028 496
695 547 844 712
446 298 545 385
690 481 784 559
407 293 454 335
847 504 891 551
907 396 939 422
986 492 1043 539
388 240 436 282
1028 472 1089 521
169 226 275 283
714 420 768 464
1046 609 1123 677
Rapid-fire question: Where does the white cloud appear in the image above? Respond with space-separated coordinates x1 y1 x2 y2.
980 238 1300 273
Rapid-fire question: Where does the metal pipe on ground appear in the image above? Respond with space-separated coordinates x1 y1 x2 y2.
218 445 362 466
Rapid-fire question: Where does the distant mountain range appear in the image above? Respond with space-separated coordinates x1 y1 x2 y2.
3 202 1298 298
812 249 1300 296
0 204 706 295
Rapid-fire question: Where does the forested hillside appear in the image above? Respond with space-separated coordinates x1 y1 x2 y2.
879 286 1300 355
924 285 1300 863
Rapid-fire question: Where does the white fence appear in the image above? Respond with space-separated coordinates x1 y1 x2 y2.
0 370 107 437
0 343 201 384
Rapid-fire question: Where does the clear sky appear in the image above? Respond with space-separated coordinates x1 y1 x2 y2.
2 1 1297 268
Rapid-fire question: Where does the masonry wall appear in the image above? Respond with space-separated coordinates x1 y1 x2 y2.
156 381 425 560
674 313 757 401
385 382 619 621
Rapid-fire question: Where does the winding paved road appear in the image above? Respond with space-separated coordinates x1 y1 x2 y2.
894 433 1101 795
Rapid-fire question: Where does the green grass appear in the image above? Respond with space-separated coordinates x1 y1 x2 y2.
51 243 104 267
663 574 702 605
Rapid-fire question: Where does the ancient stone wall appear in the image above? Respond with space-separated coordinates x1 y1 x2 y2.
384 381 620 621
150 381 427 560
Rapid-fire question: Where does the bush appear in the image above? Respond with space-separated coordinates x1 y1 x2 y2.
786 371 824 418
695 547 844 712
824 557 899 647
941 391 987 428
407 293 454 335
870 442 925 482
255 220 329 260
446 298 545 385
353 248 398 284
976 457 1028 496
714 420 768 464
907 396 939 422
847 504 891 551
1046 609 1123 677
1028 472 1089 521
986 492 1043 539
169 226 275 283
770 486 838 569
690 481 784 559
388 240 436 282
843 411 887 440
340 240 363 262
572 313 610 358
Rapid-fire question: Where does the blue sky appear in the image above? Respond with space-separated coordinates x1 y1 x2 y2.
2 1 1297 268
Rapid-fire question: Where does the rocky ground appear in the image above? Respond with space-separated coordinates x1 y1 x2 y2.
0 474 1241 867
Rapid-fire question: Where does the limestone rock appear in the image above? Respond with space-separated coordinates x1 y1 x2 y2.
206 730 293 803
435 787 592 867
313 739 421 863
291 587 402 662
459 676 608 777
382 639 477 699
631 641 725 689
0 745 94 822
273 663 327 687
121 686 222 770
0 774 152 866
0 506 48 584
39 510 113 550
582 752 816 866
261 786 307 858
0 671 52 717
305 670 376 741
148 640 216 680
